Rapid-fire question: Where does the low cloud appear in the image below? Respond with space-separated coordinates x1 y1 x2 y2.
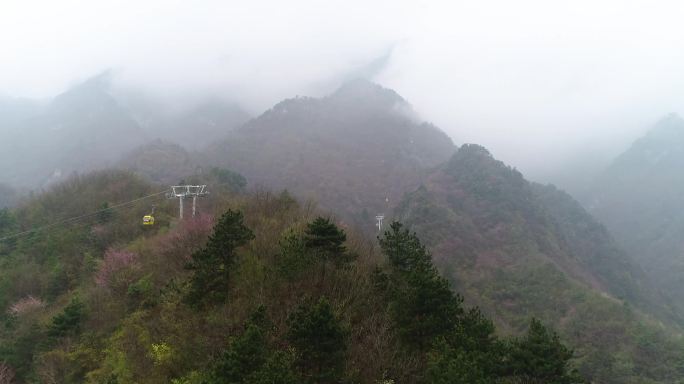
3 0 684 181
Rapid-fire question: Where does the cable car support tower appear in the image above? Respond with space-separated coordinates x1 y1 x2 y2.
168 185 209 219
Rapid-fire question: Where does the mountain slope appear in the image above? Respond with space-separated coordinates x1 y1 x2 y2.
0 75 250 190
586 113 684 317
0 74 145 188
205 79 456 227
0 169 584 384
117 140 197 185
123 95 251 150
394 144 684 382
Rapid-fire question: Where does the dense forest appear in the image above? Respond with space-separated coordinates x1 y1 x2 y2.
0 170 581 383
3 79 684 383
395 144 684 383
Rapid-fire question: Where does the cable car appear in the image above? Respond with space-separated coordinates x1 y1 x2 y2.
142 205 155 225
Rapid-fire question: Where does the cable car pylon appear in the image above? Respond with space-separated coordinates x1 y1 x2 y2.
167 185 209 219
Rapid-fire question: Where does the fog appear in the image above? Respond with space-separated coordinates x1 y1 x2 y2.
3 0 684 182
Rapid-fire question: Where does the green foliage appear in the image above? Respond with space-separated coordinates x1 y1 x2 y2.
98 202 114 224
0 207 16 234
379 221 462 348
245 350 299 384
426 340 490 384
209 306 298 384
48 297 85 339
127 275 156 308
185 209 254 307
286 297 348 383
393 144 684 383
275 229 312 279
211 324 269 383
379 221 433 274
431 307 504 382
210 167 247 191
304 217 353 264
503 318 582 384
0 167 675 384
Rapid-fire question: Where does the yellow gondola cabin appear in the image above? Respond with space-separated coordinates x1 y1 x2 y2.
142 215 155 225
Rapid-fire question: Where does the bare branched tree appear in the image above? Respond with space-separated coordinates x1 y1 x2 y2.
0 362 15 384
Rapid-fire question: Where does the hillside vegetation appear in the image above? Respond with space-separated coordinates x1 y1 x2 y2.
4 80 684 383
395 144 684 383
0 170 581 383
205 79 455 229
586 113 684 318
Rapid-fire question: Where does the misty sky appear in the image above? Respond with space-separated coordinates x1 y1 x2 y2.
3 0 684 181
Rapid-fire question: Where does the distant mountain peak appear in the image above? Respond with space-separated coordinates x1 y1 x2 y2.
446 144 499 171
52 71 118 111
643 112 684 142
329 78 407 106
454 143 492 157
604 114 684 174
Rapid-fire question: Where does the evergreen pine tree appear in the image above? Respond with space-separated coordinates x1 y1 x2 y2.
211 323 269 383
210 306 298 384
303 217 352 264
47 298 85 339
286 297 348 383
379 221 433 275
427 308 504 383
379 221 462 348
504 318 582 383
185 209 254 307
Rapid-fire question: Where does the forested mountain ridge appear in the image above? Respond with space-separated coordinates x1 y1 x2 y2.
395 144 684 382
585 113 684 322
3 79 684 382
204 79 456 228
0 170 583 383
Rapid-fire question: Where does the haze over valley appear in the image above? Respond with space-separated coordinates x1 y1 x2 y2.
4 1 684 383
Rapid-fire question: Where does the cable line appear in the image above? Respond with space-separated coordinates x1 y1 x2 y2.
0 189 169 242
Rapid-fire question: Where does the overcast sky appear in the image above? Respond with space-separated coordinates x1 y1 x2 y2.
3 0 684 182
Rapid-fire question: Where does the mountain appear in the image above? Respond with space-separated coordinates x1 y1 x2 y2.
199 82 684 380
205 79 456 227
124 95 251 150
0 75 250 190
394 144 684 382
117 140 197 185
586 113 684 316
0 169 586 384
0 74 145 188
3 78 684 382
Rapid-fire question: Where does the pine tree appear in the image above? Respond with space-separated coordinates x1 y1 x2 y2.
379 221 433 275
426 340 490 384
211 323 269 383
210 306 298 384
391 272 462 348
427 308 504 383
379 221 462 349
303 217 352 264
504 318 582 384
47 298 85 339
185 209 254 307
286 297 348 383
